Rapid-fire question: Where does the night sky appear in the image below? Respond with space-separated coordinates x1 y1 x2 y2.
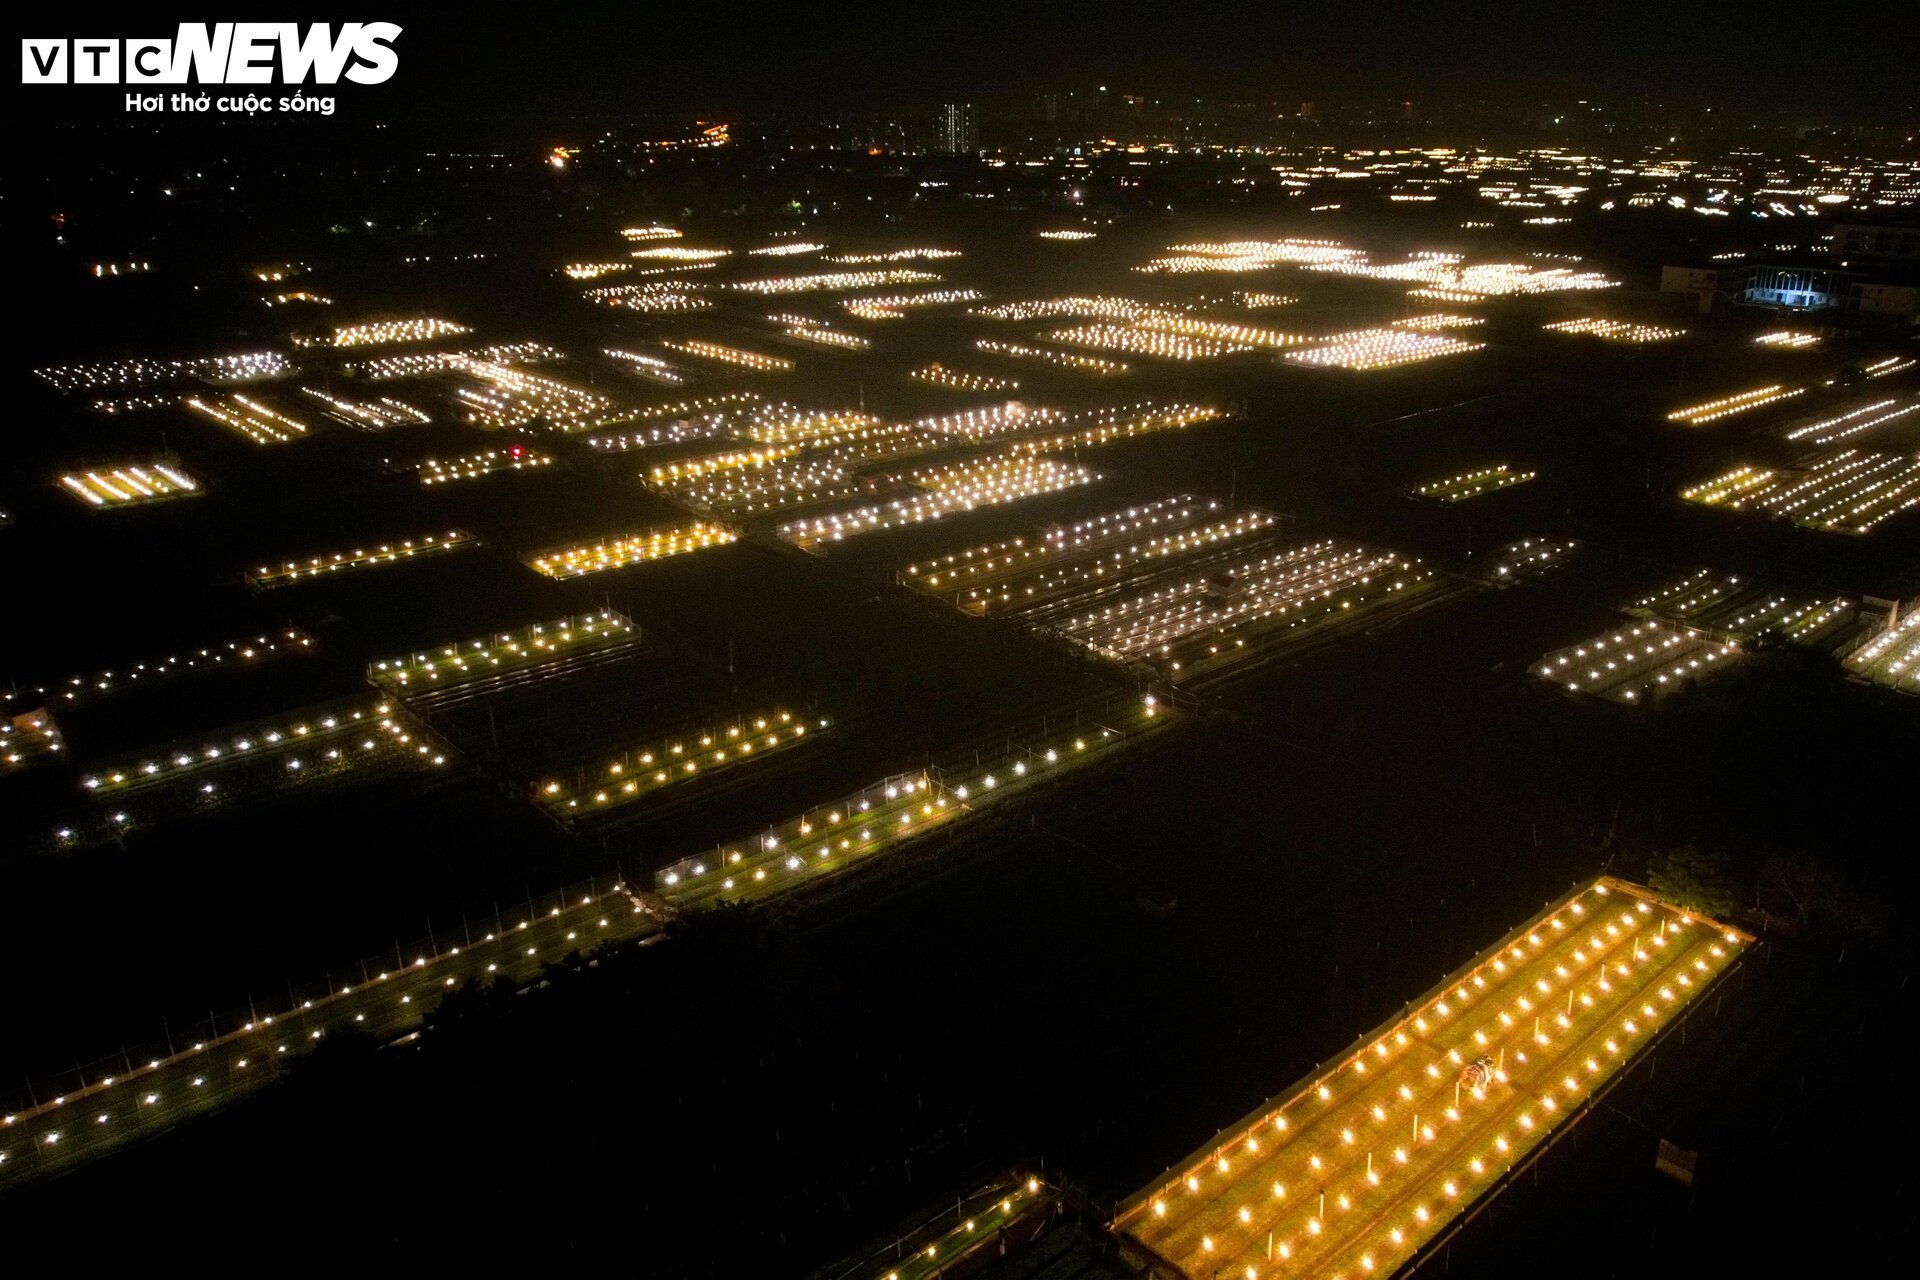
7 3 1917 125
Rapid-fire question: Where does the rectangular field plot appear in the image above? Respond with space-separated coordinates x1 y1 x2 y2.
368 611 641 704
64 698 452 845
59 463 201 508
1681 449 1920 534
649 427 940 519
526 522 735 578
1 707 64 773
1413 466 1543 506
1665 384 1803 425
974 295 1163 323
294 317 469 349
577 391 767 451
563 261 631 281
1412 465 1536 503
1847 609 1920 696
650 453 874 520
731 406 886 446
78 696 429 795
975 338 1129 375
1780 397 1920 447
1115 879 1749 1280
909 363 1020 393
841 288 981 319
36 350 289 392
837 1175 1055 1280
1283 328 1483 371
1627 569 1859 645
247 530 477 589
1046 324 1250 361
658 338 794 373
1488 538 1578 584
901 495 1279 615
589 286 713 317
930 401 1227 452
641 417 981 521
653 696 1159 910
1530 619 1740 703
414 445 554 485
1543 317 1685 343
769 317 870 350
1137 237 1363 274
826 247 962 263
1301 246 1617 297
346 341 563 382
531 706 828 824
1390 312 1486 332
1863 355 1918 379
40 628 314 712
1136 313 1308 349
454 361 621 432
778 455 1101 550
630 246 729 264
299 387 432 430
184 393 311 445
731 268 939 296
1535 570 1865 703
1038 536 1434 679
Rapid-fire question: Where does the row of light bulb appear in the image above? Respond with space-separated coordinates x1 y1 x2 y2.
300 387 431 430
1284 330 1483 371
842 288 981 320
249 530 474 588
1049 324 1250 361
779 457 1100 548
294 318 468 350
1413 465 1536 503
350 342 561 382
1543 317 1685 343
526 522 736 579
184 394 310 445
59 464 199 508
537 712 825 815
1665 384 1803 424
658 338 793 372
731 268 939 296
370 612 632 690
1781 399 1916 445
910 364 1019 392
36 350 287 392
975 338 1128 374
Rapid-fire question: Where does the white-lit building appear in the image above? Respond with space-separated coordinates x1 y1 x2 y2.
933 102 978 155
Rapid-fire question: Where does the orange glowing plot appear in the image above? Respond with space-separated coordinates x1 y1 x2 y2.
1114 877 1750 1280
525 521 736 579
58 463 200 508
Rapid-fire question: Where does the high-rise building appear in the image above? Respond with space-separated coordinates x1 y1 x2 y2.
934 102 978 154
